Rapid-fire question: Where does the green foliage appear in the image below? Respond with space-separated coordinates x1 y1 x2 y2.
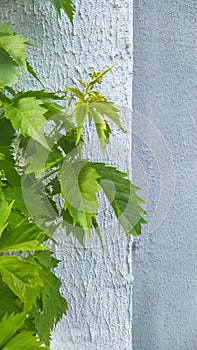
4 98 49 149
0 19 146 349
0 23 37 88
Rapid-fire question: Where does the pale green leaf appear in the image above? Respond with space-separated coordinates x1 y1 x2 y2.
91 163 147 236
4 98 50 149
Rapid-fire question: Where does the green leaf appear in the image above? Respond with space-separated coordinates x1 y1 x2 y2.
3 332 49 350
0 48 19 88
62 208 85 247
26 61 44 87
25 145 63 178
57 128 81 155
0 23 29 87
73 103 89 143
50 0 74 23
0 312 25 348
0 159 21 187
0 279 22 319
60 161 100 238
73 101 124 150
0 118 15 148
0 199 14 237
11 89 63 104
0 221 46 252
0 256 43 303
0 32 27 71
90 101 124 131
91 163 147 236
28 251 68 345
0 23 12 35
88 64 115 86
4 187 28 214
66 86 84 100
88 107 111 152
4 98 50 149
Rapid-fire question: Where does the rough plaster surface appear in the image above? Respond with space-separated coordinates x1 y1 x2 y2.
132 1 197 349
1 1 133 349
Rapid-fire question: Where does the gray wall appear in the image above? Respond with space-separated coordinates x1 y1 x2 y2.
132 1 197 349
1 1 133 349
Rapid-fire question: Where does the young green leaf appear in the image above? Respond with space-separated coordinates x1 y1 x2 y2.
4 98 50 149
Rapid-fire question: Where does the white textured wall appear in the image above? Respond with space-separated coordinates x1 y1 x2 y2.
1 1 133 349
132 1 197 349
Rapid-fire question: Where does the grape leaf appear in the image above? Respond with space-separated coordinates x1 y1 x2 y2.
4 98 49 149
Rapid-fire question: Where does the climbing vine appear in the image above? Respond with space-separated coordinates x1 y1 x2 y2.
0 3 146 349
